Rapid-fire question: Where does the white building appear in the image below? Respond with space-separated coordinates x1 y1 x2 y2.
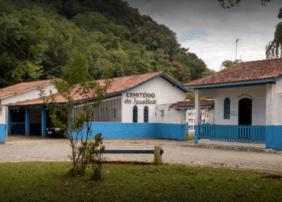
1 72 190 143
0 80 57 142
169 100 215 132
184 58 282 150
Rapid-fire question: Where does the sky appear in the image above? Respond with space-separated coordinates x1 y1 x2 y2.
126 0 282 72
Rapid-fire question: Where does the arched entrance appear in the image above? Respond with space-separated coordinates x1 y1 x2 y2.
238 98 252 140
238 98 252 125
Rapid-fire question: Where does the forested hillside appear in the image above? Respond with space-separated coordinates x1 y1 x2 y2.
0 0 214 88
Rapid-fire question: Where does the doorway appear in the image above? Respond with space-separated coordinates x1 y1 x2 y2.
238 98 252 140
238 98 252 125
10 109 25 134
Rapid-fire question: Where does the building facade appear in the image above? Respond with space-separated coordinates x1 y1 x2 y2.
1 72 190 143
184 58 282 150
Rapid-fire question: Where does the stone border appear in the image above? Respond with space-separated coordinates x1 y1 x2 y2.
181 143 282 154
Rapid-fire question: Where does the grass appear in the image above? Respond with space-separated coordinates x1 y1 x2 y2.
186 136 194 141
0 162 282 201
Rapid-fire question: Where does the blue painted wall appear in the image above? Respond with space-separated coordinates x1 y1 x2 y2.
0 124 5 143
72 122 187 141
266 126 282 150
11 124 25 134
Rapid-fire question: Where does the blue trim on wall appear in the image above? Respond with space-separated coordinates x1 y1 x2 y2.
0 124 6 143
185 78 275 90
71 122 186 141
9 105 46 110
41 108 46 138
25 108 30 136
8 110 11 135
274 76 282 82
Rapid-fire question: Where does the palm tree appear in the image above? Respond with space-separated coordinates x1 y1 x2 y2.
220 59 242 70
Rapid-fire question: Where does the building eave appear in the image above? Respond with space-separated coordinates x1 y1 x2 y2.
73 73 189 104
171 106 213 110
0 82 52 100
184 78 276 90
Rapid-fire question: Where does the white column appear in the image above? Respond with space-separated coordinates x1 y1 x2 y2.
266 84 274 125
195 89 201 125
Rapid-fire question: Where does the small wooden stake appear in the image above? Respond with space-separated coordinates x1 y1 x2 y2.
154 146 162 165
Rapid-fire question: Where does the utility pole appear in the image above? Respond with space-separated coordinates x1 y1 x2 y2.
235 36 239 61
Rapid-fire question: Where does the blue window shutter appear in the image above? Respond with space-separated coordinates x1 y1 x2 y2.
224 98 230 119
133 106 138 123
144 106 149 123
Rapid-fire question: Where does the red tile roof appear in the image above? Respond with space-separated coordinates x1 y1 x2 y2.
0 80 52 98
170 100 215 108
8 72 187 106
185 58 282 87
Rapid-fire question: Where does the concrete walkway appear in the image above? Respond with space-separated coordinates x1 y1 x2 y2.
1 136 282 174
198 139 266 148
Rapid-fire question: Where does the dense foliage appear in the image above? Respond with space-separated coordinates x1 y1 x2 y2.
266 8 282 59
0 0 213 88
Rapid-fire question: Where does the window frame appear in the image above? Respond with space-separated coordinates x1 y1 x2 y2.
133 106 138 123
144 106 149 123
224 98 230 119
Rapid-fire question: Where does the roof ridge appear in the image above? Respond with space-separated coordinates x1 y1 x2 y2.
235 57 282 64
20 79 51 84
95 71 164 82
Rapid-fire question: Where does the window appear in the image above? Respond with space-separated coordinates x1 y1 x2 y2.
144 106 149 123
133 106 138 123
224 98 230 119
160 110 164 117
73 97 121 122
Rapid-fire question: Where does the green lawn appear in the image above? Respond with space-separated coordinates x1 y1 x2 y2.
186 136 194 141
0 162 281 201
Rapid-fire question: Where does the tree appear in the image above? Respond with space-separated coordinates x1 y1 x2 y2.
40 51 111 176
186 92 207 101
217 0 272 8
266 9 282 58
0 2 51 87
170 61 191 84
202 68 215 77
187 54 207 81
216 0 282 60
220 59 242 70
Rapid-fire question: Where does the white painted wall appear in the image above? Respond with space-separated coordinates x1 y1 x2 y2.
199 85 266 125
186 108 214 132
267 79 282 125
155 104 184 124
0 83 57 124
121 76 186 123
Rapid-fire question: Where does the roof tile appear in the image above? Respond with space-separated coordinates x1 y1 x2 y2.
185 58 282 87
8 72 186 106
170 100 215 108
0 80 51 98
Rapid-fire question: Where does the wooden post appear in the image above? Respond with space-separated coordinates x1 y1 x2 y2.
154 146 162 165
